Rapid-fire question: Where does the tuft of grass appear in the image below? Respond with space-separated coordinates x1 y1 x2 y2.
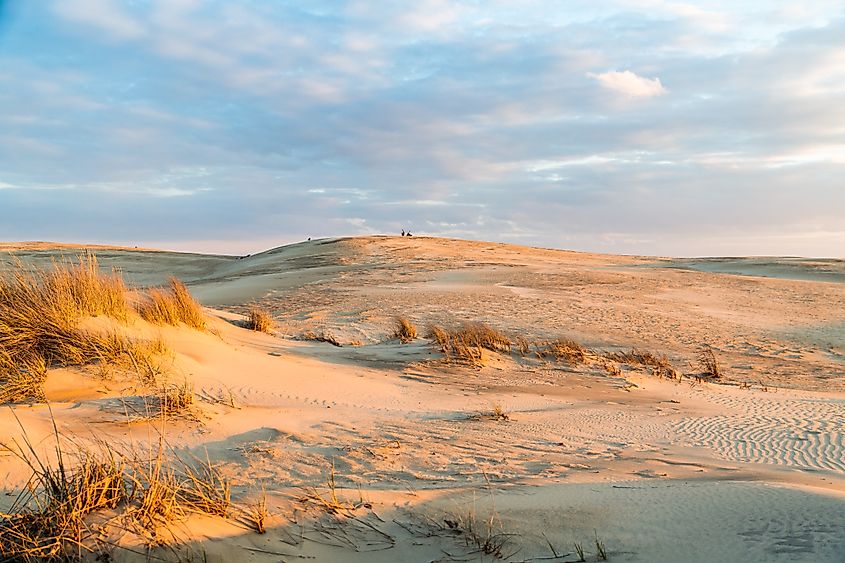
246 307 274 333
156 380 194 416
0 423 239 559
130 444 182 538
606 348 678 379
138 278 206 330
698 347 722 380
542 338 587 365
0 257 170 403
427 323 511 365
491 403 509 421
178 457 231 518
243 490 268 534
393 317 418 343
0 448 128 561
428 325 450 351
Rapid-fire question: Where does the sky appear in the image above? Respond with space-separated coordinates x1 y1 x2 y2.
0 0 843 257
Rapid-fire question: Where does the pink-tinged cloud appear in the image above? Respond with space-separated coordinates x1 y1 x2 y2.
589 70 667 98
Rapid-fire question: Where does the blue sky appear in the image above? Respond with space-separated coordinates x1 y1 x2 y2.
0 0 843 257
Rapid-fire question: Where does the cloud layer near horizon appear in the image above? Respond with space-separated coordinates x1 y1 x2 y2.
0 0 843 257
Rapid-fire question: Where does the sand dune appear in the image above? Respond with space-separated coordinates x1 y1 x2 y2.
1 236 844 562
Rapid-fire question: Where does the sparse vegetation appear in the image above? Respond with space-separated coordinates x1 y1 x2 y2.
603 361 622 377
138 278 206 330
492 403 509 421
243 489 268 534
513 336 531 357
542 338 587 365
246 307 274 333
428 324 450 351
606 348 678 379
698 347 722 380
0 423 237 560
156 380 195 416
427 323 511 365
444 509 512 559
300 461 365 515
393 316 418 343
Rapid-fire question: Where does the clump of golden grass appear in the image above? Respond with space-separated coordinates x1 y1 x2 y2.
137 278 206 330
0 254 128 320
698 347 722 380
1 424 237 560
606 348 678 379
460 323 511 353
393 317 418 343
427 323 511 365
541 338 587 365
246 307 274 333
0 256 170 403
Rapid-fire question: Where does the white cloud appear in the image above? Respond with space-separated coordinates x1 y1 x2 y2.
589 70 667 97
53 0 145 40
